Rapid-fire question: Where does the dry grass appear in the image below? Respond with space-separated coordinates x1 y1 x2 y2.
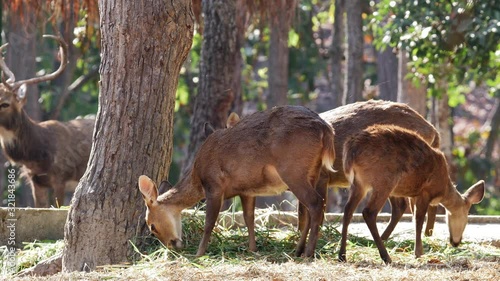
3 210 500 280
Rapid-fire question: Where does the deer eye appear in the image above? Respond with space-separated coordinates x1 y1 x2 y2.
150 224 157 233
0 103 9 109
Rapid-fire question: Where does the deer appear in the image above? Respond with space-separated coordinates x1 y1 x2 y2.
297 100 442 239
338 124 484 264
138 105 335 257
0 35 94 208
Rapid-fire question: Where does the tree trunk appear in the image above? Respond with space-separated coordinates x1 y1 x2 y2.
483 98 499 160
329 0 345 109
376 47 398 101
345 0 364 103
182 0 237 175
62 0 193 271
397 50 427 116
230 0 248 116
266 0 295 108
50 4 79 120
5 9 39 207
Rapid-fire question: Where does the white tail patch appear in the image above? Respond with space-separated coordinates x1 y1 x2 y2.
347 169 355 185
322 151 336 173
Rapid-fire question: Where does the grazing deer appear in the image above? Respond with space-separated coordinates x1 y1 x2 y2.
338 124 484 264
0 35 94 207
139 105 335 257
297 100 441 238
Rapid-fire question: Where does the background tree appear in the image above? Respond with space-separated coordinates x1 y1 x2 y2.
267 0 296 108
329 0 345 109
62 0 193 271
182 0 237 175
344 0 364 103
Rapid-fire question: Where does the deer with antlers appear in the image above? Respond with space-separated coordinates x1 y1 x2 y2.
0 35 94 207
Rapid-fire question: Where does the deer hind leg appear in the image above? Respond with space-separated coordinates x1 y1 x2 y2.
297 172 328 233
339 179 367 262
362 185 394 264
240 195 257 252
287 176 325 257
424 205 437 236
381 196 408 240
196 194 223 257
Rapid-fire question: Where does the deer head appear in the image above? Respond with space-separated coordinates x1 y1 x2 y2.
0 35 68 126
138 175 184 249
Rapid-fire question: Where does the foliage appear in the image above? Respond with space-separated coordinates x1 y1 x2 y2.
371 0 500 100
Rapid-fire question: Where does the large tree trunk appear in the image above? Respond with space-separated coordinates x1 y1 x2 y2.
328 0 345 109
344 0 364 103
266 0 295 108
62 0 193 271
397 50 427 116
5 9 40 207
182 0 237 175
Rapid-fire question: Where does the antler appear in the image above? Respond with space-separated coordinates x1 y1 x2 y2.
0 43 16 87
1 35 68 91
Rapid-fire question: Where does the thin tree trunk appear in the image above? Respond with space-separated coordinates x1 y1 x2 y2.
483 97 499 160
182 0 237 175
50 5 79 120
329 0 345 109
62 0 193 271
267 0 295 108
345 0 363 103
230 0 248 116
377 47 398 101
5 10 39 207
397 50 427 116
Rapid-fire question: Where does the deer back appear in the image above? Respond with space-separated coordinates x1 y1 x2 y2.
320 100 439 187
193 105 335 198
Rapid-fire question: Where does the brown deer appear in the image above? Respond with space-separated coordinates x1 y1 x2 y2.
338 124 484 264
0 35 94 207
297 100 441 238
139 105 335 257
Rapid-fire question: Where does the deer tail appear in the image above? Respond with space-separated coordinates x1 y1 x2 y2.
321 126 336 173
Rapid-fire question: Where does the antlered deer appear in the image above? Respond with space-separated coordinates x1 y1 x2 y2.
338 124 484 264
298 100 441 238
139 105 335 257
0 35 94 207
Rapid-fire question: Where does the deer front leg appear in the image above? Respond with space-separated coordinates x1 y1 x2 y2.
381 196 408 240
424 205 437 236
52 182 66 207
240 195 257 252
32 183 50 208
413 197 430 258
196 194 223 257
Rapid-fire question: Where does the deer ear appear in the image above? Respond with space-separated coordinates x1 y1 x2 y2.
226 112 240 128
138 175 158 203
204 122 215 137
464 180 485 205
16 84 27 101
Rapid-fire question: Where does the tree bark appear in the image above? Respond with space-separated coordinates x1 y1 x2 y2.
266 0 295 108
344 0 364 104
182 0 237 175
329 0 345 109
5 9 39 207
376 47 398 101
397 50 427 116
62 0 193 271
230 0 248 116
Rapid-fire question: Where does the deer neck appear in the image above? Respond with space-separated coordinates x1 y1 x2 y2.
0 110 54 167
158 169 205 209
439 182 465 212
